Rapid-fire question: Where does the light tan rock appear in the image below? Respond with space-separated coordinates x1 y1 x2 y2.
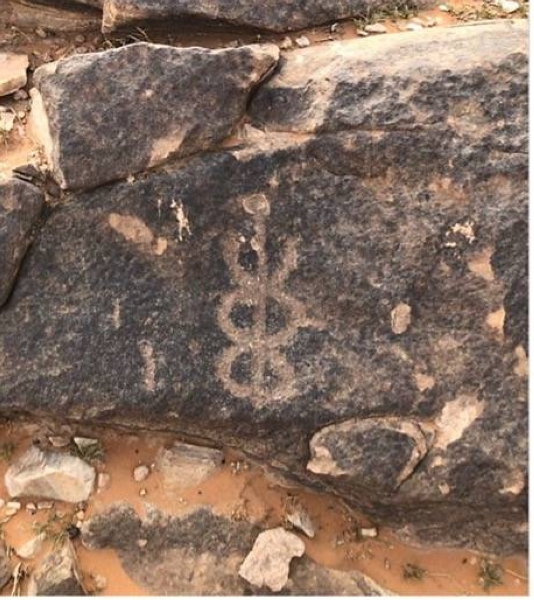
5 446 95 503
238 527 305 592
0 54 28 97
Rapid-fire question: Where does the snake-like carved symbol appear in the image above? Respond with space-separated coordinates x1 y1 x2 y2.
216 194 322 405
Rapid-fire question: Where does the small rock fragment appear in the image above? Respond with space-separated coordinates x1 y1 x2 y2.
407 22 424 31
364 23 387 34
15 534 45 559
356 29 369 36
27 544 85 595
92 574 107 591
0 54 29 97
295 36 310 48
498 0 520 12
0 111 14 133
139 488 147 497
155 442 223 491
439 3 450 10
360 527 378 538
97 472 111 491
391 302 412 334
137 538 148 548
5 446 95 503
73 437 101 454
286 505 315 538
279 36 293 49
48 436 70 448
13 89 28 101
238 527 305 592
37 501 54 510
26 502 37 514
133 465 150 482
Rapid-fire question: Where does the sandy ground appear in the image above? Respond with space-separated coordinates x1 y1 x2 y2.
0 421 528 596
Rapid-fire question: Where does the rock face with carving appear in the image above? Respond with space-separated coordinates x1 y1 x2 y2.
0 21 527 554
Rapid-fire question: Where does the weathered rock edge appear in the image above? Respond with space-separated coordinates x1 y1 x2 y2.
102 0 421 33
0 22 528 555
29 42 279 191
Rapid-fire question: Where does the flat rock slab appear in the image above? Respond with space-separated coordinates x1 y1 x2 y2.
0 178 44 308
0 53 28 97
30 42 279 190
5 447 96 503
102 0 421 33
0 22 527 554
81 504 387 594
155 442 223 491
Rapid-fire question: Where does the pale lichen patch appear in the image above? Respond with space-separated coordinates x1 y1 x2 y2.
513 345 528 378
391 303 411 334
414 372 435 392
153 237 168 256
467 247 495 281
486 307 505 334
108 213 154 246
138 340 156 393
499 469 525 496
434 394 484 450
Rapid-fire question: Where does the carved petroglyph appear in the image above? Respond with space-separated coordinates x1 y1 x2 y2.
217 194 321 405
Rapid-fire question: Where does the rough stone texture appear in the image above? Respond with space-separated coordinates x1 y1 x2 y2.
0 22 527 554
155 442 224 490
0 53 28 97
102 0 420 33
5 447 96 503
27 544 85 596
239 527 305 592
30 42 279 190
81 503 386 595
307 418 429 493
0 178 44 308
2 0 102 32
0 541 11 592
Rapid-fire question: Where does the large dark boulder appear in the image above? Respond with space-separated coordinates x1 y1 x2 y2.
0 22 527 554
0 178 44 308
101 0 421 33
29 42 279 190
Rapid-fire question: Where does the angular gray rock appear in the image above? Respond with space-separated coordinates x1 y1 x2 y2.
101 0 421 33
27 544 85 596
155 442 224 490
81 503 387 595
0 178 44 308
5 446 96 503
0 53 28 97
0 22 527 554
29 42 279 191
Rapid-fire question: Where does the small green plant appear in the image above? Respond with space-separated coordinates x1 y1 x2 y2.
478 558 503 592
0 442 15 461
72 440 105 462
403 562 426 580
33 510 77 548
